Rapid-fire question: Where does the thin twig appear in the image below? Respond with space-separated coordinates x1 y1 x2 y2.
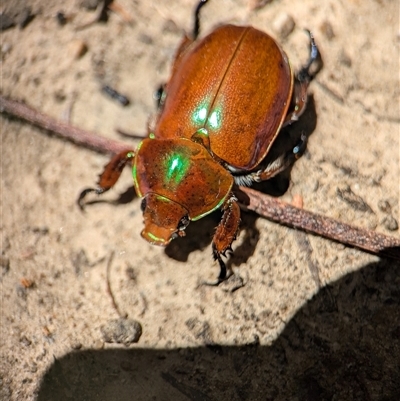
0 95 128 155
236 187 400 261
106 251 126 318
1 94 399 261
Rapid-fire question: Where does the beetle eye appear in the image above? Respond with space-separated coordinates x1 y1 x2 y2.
177 215 190 231
140 198 147 212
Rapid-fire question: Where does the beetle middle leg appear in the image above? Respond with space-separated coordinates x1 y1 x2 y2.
284 31 320 125
212 194 241 283
78 149 135 209
233 133 307 185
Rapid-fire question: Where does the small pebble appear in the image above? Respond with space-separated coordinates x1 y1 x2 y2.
100 318 142 346
56 11 68 26
68 39 88 60
378 199 391 213
291 194 304 209
42 326 52 337
93 339 104 349
20 277 34 288
1 42 12 54
272 13 295 39
382 215 398 231
319 20 335 40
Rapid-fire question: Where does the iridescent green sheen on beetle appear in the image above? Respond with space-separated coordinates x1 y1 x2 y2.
164 151 192 187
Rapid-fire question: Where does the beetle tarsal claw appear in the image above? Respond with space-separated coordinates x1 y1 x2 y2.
211 244 227 282
77 187 105 210
293 133 307 159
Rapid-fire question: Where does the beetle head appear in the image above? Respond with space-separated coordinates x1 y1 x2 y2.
140 193 190 246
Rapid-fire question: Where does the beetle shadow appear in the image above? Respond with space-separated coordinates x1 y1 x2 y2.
164 211 221 262
250 94 318 196
165 95 318 270
80 186 137 208
164 209 260 268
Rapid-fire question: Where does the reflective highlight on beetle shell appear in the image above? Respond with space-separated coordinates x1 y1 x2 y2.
191 96 224 131
164 151 192 187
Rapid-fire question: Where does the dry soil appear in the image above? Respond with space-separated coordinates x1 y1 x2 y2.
1 1 399 400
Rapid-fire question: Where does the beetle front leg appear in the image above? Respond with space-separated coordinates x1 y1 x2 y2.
212 194 241 283
284 31 320 125
78 150 135 209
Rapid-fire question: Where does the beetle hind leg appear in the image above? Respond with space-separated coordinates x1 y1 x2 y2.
77 150 135 210
284 31 320 125
234 133 307 184
211 194 241 283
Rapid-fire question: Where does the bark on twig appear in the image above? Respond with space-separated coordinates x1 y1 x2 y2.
1 94 399 261
236 187 400 261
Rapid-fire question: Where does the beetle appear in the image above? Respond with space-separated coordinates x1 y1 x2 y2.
78 0 319 282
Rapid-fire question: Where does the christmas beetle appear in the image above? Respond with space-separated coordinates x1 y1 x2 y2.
78 0 319 282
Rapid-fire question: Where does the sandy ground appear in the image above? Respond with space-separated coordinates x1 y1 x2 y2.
1 0 399 400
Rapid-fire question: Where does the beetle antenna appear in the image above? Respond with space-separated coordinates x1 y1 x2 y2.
193 0 209 40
